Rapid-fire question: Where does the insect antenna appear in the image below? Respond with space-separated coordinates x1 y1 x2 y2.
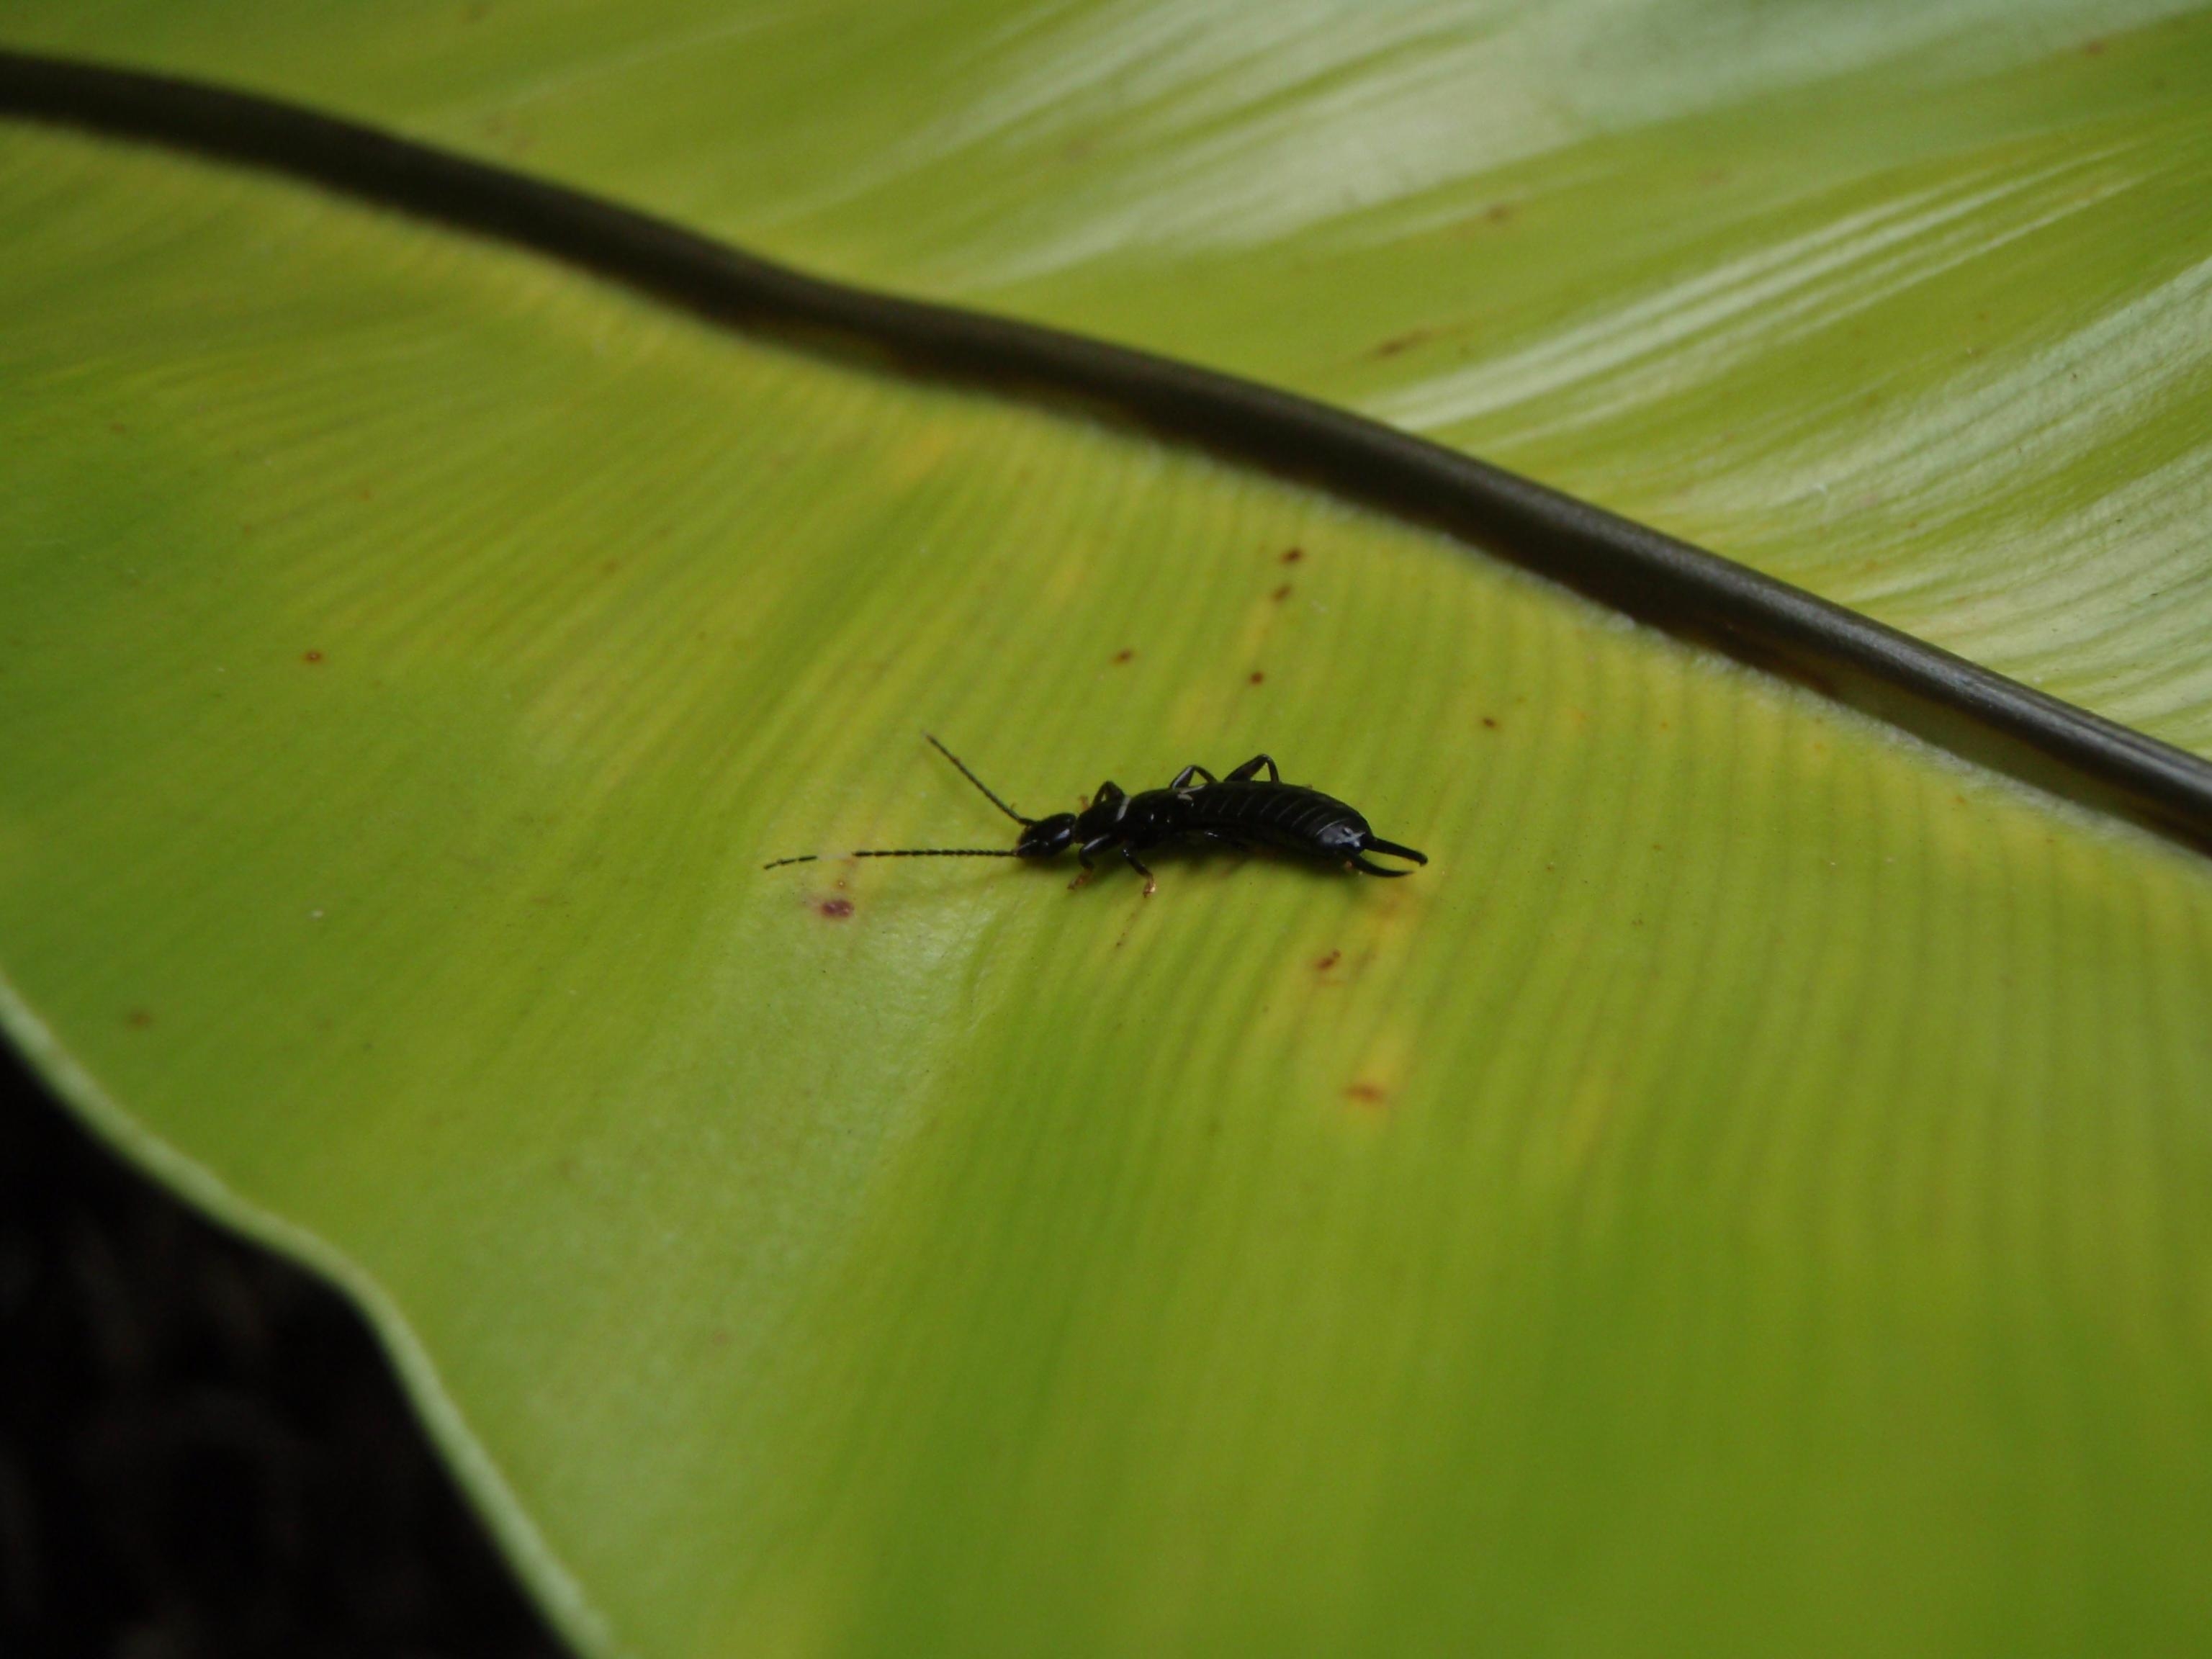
761 848 1019 871
760 735 1030 871
926 733 1032 825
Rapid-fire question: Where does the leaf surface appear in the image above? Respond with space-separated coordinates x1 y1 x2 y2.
8 1 2212 751
6 114 2212 1658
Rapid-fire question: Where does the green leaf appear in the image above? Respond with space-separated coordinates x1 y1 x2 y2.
9 12 2212 1658
8 102 2212 1658
9 1 2211 752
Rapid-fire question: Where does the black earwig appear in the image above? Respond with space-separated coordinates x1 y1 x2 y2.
764 735 1427 894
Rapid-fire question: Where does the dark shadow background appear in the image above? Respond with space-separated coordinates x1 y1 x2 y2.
0 1039 571 1659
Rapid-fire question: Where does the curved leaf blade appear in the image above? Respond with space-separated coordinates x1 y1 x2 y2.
7 118 2212 1655
9 0 2207 754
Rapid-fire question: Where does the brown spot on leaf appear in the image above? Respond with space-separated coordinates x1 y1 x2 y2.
1272 583 1293 602
1481 716 1498 729
302 649 323 664
1346 1081 1387 1107
1111 647 1135 665
1370 326 1435 359
125 1010 152 1029
1247 670 1265 686
1485 202 1516 224
1280 547 1304 565
817 897 854 920
2081 35 2106 53
1315 950 1341 972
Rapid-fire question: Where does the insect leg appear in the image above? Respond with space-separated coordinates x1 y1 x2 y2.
1167 764 1219 791
1069 832 1116 890
1122 845 1157 896
1224 754 1280 783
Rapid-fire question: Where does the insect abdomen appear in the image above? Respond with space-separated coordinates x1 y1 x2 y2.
1190 782 1367 852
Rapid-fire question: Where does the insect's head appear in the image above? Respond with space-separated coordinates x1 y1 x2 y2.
1015 813 1078 859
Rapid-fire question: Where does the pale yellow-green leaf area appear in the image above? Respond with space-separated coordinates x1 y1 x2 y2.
9 1 2212 755
6 125 2212 1656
